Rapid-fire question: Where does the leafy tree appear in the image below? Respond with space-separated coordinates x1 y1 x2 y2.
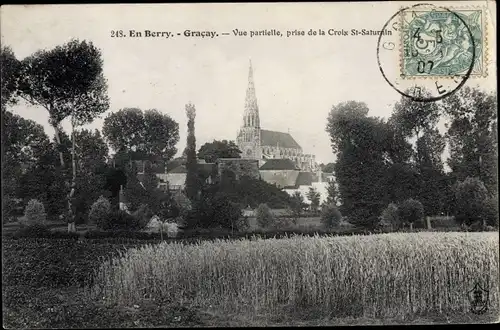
325 180 338 206
483 195 499 228
390 90 447 216
256 203 274 228
384 162 418 204
326 101 389 226
390 88 440 144
219 169 238 192
441 86 497 195
398 198 424 230
289 191 305 222
320 203 342 229
187 190 242 230
454 177 489 227
198 139 242 163
211 175 293 209
380 203 401 231
306 187 321 213
1 47 22 222
15 134 67 218
3 111 50 200
74 129 108 173
142 160 160 195
321 162 335 173
185 103 200 201
24 128 110 224
326 101 370 154
382 120 418 204
72 129 110 223
210 193 243 229
416 128 447 215
103 108 179 162
103 166 127 211
1 46 21 112
17 39 110 232
122 161 148 212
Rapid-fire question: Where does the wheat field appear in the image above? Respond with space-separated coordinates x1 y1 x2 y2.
88 232 499 319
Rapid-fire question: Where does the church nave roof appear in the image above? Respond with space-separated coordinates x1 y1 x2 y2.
260 129 302 149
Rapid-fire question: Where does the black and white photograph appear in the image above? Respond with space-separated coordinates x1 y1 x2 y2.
1 2 498 327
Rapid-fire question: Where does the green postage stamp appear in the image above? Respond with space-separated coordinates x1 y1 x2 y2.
400 7 487 78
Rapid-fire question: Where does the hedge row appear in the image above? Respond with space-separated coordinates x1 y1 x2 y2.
3 224 473 242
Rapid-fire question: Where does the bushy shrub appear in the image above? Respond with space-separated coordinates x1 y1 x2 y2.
132 204 153 229
187 193 242 230
320 203 342 229
398 198 424 230
211 194 242 229
89 196 112 229
23 199 47 226
234 216 250 232
380 203 400 230
256 203 275 228
97 210 141 231
454 177 489 226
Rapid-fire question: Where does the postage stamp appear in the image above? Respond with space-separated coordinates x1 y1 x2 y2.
400 7 487 78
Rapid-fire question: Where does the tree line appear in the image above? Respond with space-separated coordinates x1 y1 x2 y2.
2 41 293 233
2 40 497 232
325 87 498 229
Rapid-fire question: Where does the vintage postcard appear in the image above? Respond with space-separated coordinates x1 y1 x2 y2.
1 1 498 328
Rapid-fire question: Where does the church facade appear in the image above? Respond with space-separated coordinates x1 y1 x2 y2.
236 61 316 172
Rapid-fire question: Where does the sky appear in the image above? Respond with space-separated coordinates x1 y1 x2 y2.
1 2 496 165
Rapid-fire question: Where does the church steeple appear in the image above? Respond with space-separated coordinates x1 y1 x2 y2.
237 59 262 161
243 59 260 128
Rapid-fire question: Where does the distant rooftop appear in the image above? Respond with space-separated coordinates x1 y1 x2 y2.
261 129 301 149
259 158 299 171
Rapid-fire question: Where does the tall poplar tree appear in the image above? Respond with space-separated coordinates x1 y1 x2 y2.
185 103 199 202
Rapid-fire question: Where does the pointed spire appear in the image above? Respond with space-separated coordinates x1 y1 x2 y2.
248 58 253 86
244 59 259 127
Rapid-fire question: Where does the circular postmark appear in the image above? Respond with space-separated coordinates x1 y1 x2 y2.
377 3 479 102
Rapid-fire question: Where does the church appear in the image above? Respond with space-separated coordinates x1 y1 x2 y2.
236 61 317 172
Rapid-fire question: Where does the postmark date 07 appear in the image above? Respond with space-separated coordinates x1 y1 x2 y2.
111 30 126 38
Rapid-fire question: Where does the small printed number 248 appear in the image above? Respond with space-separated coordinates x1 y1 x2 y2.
111 30 125 37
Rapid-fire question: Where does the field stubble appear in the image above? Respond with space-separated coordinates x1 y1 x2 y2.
89 232 499 320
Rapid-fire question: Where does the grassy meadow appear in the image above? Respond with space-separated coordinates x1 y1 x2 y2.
88 232 499 322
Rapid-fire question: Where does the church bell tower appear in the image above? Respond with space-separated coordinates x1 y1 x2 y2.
236 60 262 160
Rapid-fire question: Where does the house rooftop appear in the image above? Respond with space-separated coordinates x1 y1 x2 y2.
260 129 301 149
168 163 216 176
259 158 299 171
